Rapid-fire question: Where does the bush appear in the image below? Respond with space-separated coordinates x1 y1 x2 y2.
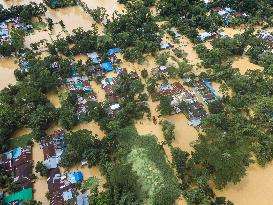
160 120 175 145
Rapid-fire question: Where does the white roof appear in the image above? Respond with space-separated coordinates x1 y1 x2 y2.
63 190 73 201
87 52 99 63
160 41 171 49
170 28 181 38
199 32 212 41
159 66 167 71
77 194 89 205
110 103 120 110
44 156 60 169
218 10 228 16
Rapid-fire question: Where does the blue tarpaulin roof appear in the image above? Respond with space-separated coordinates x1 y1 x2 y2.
12 147 22 159
74 171 83 182
101 62 113 72
203 80 221 100
107 48 121 55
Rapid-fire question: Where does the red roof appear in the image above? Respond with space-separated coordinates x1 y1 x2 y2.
14 162 32 184
160 82 185 96
0 159 13 174
13 148 32 167
50 190 64 205
43 144 56 160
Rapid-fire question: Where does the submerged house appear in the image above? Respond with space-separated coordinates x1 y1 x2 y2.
0 146 33 203
47 168 84 205
87 52 101 64
87 48 122 71
160 41 173 49
41 129 66 170
157 82 208 126
77 193 89 205
0 22 9 41
258 30 273 48
3 188 33 205
107 47 122 63
169 28 181 38
194 81 219 104
65 75 97 120
100 61 113 72
40 130 85 205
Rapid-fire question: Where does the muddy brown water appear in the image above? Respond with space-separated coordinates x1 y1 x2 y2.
1 1 273 204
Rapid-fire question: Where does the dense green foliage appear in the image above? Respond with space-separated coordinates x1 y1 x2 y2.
0 3 46 22
159 95 173 115
160 120 175 145
43 0 77 9
58 93 78 129
1 0 273 204
35 161 49 177
106 2 162 62
0 30 25 57
99 127 180 205
60 130 102 167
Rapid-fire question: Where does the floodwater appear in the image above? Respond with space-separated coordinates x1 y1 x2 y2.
11 128 32 138
60 165 106 192
215 162 273 205
211 82 224 97
81 0 125 15
222 27 245 37
71 121 106 140
47 90 61 108
1 1 273 204
0 57 17 90
32 142 49 204
232 55 263 74
90 81 106 102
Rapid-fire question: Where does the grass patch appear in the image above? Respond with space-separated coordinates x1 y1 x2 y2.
10 134 33 148
115 126 180 205
32 21 47 30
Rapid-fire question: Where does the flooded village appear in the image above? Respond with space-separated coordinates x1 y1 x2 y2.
0 0 273 205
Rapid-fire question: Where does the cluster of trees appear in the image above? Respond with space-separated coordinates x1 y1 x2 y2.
157 0 273 43
0 30 25 57
160 120 175 145
0 83 58 145
118 0 155 7
60 130 102 167
0 52 69 150
106 2 162 62
173 18 273 205
35 161 49 177
93 127 180 205
43 0 77 9
77 1 108 24
58 92 78 129
0 3 47 22
51 26 110 56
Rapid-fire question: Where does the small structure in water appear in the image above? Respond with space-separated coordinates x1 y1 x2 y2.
151 81 208 126
160 41 173 49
